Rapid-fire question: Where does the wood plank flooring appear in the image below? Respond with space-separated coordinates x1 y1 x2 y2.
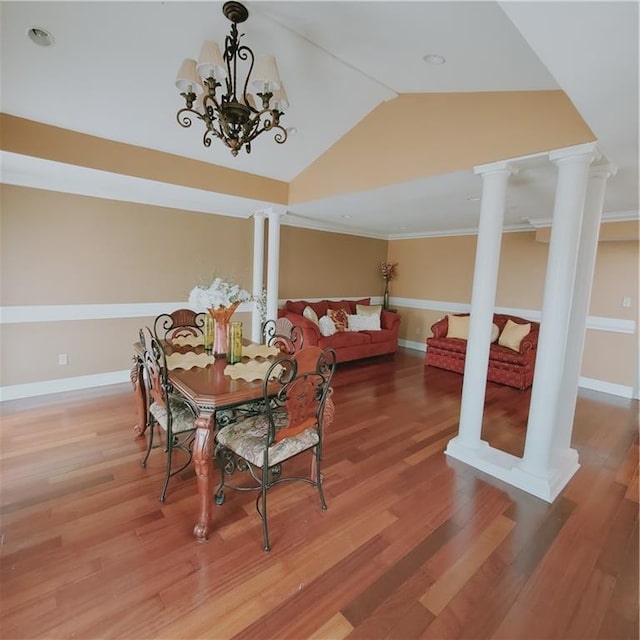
1 348 637 640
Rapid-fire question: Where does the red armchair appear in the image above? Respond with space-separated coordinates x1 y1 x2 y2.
425 313 539 389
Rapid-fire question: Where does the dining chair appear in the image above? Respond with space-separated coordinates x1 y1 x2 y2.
263 317 304 354
139 326 199 502
214 345 336 551
153 308 206 343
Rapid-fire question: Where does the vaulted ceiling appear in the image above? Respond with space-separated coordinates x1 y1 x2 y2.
1 1 638 238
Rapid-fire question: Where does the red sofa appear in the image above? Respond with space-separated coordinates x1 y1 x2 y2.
278 299 401 364
425 313 539 389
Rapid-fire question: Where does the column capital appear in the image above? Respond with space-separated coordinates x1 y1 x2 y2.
549 142 600 165
590 162 618 179
252 210 267 219
474 159 518 176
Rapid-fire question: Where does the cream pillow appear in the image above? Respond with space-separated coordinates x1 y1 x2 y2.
356 304 382 317
498 319 531 352
303 305 319 327
348 314 381 331
318 315 336 337
490 323 500 343
446 314 470 339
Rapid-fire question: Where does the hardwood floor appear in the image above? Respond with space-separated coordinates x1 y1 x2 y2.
1 348 637 640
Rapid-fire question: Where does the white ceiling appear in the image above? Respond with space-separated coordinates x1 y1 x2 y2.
1 1 638 238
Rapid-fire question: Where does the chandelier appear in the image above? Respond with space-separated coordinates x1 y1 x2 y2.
175 1 288 156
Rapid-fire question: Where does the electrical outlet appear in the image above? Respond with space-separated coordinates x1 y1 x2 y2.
58 353 68 366
622 296 632 308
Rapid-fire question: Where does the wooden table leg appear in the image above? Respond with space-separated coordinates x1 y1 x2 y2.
130 355 147 437
192 413 215 542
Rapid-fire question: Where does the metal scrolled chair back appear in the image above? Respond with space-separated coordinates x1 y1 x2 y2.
263 317 304 355
139 325 198 502
153 308 206 343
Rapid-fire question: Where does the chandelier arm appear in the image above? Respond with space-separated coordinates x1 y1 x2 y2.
235 44 255 110
176 107 203 129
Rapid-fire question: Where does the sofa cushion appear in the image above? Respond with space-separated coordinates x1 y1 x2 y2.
361 329 395 344
318 331 371 350
328 298 371 313
327 300 352 314
328 308 349 332
348 314 381 331
303 305 319 327
318 315 336 337
489 343 528 366
427 336 468 354
286 300 328 318
498 319 531 351
356 303 382 317
447 314 470 339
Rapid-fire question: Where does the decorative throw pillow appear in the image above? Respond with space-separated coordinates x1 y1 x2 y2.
446 314 470 340
302 305 319 327
490 322 500 343
318 315 336 337
327 300 352 314
327 308 349 332
356 303 382 317
498 319 531 352
348 314 381 331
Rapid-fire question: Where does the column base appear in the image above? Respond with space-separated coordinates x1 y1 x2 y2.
445 437 580 503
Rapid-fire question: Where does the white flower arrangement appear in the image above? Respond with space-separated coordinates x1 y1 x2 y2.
188 276 251 311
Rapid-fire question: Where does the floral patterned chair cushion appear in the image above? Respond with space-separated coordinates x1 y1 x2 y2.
216 410 319 468
150 395 197 433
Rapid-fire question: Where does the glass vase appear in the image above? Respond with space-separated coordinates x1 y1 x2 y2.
227 321 243 364
208 302 240 358
383 286 390 310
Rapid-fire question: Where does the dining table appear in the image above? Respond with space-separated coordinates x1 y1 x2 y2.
131 335 283 542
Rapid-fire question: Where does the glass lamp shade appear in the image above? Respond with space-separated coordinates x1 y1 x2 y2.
175 58 204 94
196 41 227 81
251 54 281 93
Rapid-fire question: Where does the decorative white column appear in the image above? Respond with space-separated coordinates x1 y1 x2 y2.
516 143 598 493
266 208 284 323
251 210 266 342
446 161 514 458
553 163 615 454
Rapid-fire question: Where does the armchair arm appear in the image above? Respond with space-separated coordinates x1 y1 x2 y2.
430 317 449 338
519 324 539 360
381 310 401 333
278 310 321 346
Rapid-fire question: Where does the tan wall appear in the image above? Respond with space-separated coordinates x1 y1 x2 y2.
0 185 254 305
0 185 384 387
279 225 388 299
0 114 288 204
388 229 639 389
290 91 595 203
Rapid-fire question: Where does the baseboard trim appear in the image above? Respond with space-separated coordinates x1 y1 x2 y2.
578 376 637 400
0 370 131 402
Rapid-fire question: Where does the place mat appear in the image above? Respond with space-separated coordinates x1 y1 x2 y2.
241 343 280 359
224 360 282 381
170 334 204 348
166 351 216 370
